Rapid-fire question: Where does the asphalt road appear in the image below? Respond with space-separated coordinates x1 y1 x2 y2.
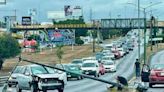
0 45 144 92
147 50 164 92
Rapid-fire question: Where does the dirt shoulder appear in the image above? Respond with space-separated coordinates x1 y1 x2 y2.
0 44 102 76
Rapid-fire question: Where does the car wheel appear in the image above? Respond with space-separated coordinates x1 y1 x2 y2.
31 85 38 92
16 84 22 92
8 84 12 87
149 83 153 88
43 89 47 92
77 76 81 80
58 88 64 92
80 76 83 79
98 73 100 77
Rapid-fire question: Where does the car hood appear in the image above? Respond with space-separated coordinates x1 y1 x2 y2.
35 73 60 79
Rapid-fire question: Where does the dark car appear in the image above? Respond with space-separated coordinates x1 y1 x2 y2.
65 64 83 80
149 64 164 87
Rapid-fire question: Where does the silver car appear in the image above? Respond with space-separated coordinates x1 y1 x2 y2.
16 64 66 92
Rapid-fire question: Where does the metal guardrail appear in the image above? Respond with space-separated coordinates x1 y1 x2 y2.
0 76 8 87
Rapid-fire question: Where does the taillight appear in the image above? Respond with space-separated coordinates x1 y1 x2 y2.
150 71 156 76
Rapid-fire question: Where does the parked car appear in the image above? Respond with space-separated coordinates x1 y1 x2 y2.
103 61 116 72
64 64 83 80
149 64 164 88
8 66 23 87
71 59 83 67
81 60 100 77
16 64 67 92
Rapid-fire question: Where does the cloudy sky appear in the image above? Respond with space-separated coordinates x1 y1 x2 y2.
0 0 163 22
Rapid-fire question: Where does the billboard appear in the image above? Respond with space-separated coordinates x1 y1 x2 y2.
47 29 75 45
72 6 82 17
0 0 6 4
64 5 73 16
22 16 31 25
64 5 82 19
47 11 65 19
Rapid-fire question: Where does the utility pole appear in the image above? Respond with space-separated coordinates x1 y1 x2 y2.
138 0 141 62
150 16 155 51
143 8 147 64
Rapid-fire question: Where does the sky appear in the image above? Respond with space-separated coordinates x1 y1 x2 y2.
0 0 163 23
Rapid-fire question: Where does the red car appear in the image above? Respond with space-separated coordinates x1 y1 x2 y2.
99 63 105 75
149 64 164 87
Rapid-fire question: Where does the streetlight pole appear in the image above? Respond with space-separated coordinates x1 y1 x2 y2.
138 0 141 62
143 8 147 64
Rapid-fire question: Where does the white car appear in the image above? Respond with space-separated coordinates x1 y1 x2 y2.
117 47 126 57
16 64 67 92
81 60 100 77
103 61 116 72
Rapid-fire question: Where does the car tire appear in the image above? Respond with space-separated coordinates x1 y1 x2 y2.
8 84 12 87
77 76 81 80
149 83 153 88
58 88 64 92
16 84 22 92
43 89 47 92
31 85 38 92
98 73 100 77
80 76 83 79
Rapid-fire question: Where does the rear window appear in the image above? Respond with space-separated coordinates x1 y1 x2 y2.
104 62 114 65
82 63 96 67
72 60 82 64
153 64 164 69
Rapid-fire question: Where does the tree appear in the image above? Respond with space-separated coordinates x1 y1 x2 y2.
0 34 21 70
75 37 84 45
56 45 64 64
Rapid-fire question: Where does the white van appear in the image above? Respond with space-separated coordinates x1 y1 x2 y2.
81 60 100 77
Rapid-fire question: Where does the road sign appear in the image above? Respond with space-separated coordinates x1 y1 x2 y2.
22 16 31 25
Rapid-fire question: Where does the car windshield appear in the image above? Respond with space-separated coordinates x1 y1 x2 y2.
152 64 164 69
31 66 48 75
104 62 114 65
13 66 22 73
102 57 110 60
72 60 82 64
82 63 96 67
68 65 79 70
45 67 56 74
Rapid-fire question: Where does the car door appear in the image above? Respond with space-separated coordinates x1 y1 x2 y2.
23 66 33 89
141 64 150 82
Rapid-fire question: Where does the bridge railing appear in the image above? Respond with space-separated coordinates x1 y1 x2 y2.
12 24 96 29
0 76 8 87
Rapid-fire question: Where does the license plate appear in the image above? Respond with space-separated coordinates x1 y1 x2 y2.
161 73 164 76
85 72 89 74
68 75 71 77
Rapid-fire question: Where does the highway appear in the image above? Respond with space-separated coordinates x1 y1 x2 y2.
1 46 144 92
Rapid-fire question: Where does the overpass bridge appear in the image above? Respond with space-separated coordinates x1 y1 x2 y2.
10 18 164 31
